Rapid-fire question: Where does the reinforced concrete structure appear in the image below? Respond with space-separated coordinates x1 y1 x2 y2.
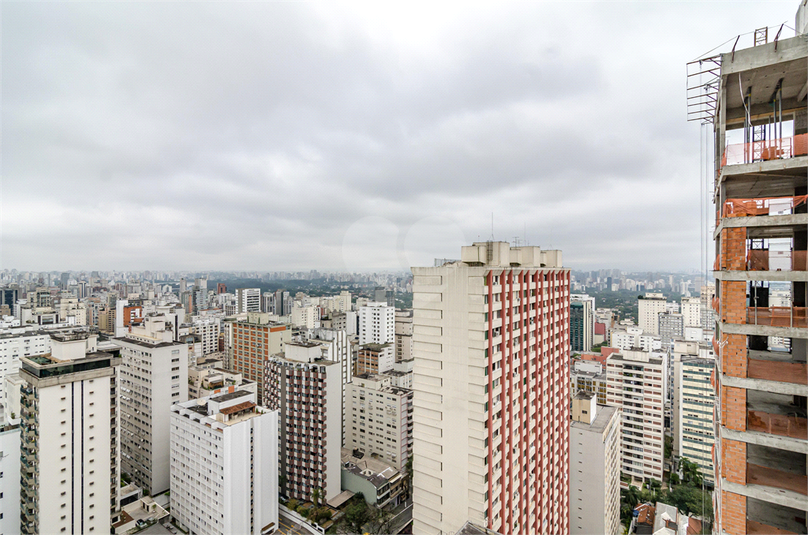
231 314 291 404
411 242 570 535
692 7 808 533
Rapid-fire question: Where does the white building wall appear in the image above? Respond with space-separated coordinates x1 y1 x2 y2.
0 331 50 400
358 303 394 345
0 426 21 535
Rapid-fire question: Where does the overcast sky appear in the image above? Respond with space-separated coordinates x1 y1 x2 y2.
1 1 801 272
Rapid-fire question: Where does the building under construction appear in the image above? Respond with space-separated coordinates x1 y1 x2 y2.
688 2 808 533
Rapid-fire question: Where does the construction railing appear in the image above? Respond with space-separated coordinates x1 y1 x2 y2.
721 133 808 167
722 195 808 218
747 306 808 328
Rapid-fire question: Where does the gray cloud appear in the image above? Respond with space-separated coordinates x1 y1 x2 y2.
1 1 800 271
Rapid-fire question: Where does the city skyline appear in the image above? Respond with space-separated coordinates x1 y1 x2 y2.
2 2 799 272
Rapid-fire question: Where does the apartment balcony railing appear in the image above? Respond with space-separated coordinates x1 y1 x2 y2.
747 462 808 496
746 307 808 328
747 352 808 386
721 134 808 167
747 410 807 440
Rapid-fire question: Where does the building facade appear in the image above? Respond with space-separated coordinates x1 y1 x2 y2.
231 314 291 404
673 356 716 485
358 302 395 345
116 316 189 494
265 343 341 502
345 373 413 471
638 293 667 335
704 9 808 532
412 242 570 535
606 349 666 483
570 392 620 535
18 332 120 534
170 390 279 535
570 295 594 352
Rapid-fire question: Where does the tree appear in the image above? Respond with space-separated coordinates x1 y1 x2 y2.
666 485 713 521
679 457 704 488
670 473 681 486
287 499 299 511
366 506 394 535
341 501 373 534
312 487 321 507
404 455 413 499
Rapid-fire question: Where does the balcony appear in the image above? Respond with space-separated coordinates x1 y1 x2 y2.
747 350 808 386
747 391 807 440
721 134 808 168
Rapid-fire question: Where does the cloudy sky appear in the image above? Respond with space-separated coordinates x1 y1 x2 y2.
1 1 800 272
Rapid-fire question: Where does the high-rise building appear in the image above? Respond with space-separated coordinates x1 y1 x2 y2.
570 294 594 352
395 309 414 362
658 312 684 347
265 342 341 502
680 297 701 328
606 349 666 483
358 302 395 345
411 242 570 535
0 329 50 401
345 373 413 470
673 353 715 485
115 315 189 494
236 288 261 313
170 390 279 535
570 392 620 535
699 8 808 532
638 293 667 335
18 332 120 534
230 314 291 404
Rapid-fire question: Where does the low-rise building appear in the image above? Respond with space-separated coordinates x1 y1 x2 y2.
340 448 405 509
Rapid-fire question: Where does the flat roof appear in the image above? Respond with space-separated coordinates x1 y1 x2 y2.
210 390 251 403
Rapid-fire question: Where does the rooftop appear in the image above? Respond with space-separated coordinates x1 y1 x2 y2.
572 403 618 434
211 390 251 403
219 401 256 415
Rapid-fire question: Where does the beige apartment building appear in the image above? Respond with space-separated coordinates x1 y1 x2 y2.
412 242 570 535
606 349 666 483
345 373 413 470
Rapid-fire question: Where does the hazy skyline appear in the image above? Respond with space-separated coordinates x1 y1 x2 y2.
2 1 800 272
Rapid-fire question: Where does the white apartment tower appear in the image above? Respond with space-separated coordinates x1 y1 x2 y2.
359 302 395 345
116 315 189 494
0 329 50 400
345 373 413 471
638 293 667 335
170 390 279 535
412 242 571 535
265 342 342 502
570 392 620 535
680 297 701 328
673 352 716 485
18 332 120 534
236 288 262 313
606 349 666 483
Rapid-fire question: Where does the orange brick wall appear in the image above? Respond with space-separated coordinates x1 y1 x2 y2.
721 490 747 535
721 281 747 324
721 438 747 484
721 386 747 431
722 333 747 378
720 227 747 271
